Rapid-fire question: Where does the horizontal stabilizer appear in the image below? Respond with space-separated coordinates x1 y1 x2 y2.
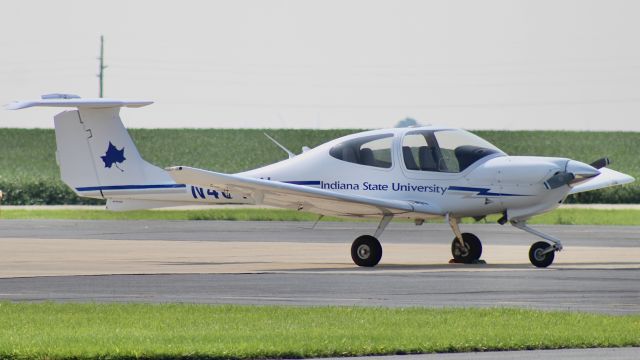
6 97 153 110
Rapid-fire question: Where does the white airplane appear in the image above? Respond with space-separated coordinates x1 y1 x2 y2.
8 95 635 268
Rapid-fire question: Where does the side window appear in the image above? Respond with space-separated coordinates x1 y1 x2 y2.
329 134 393 168
401 133 439 171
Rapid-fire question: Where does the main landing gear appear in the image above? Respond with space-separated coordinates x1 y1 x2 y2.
351 214 392 267
448 215 483 263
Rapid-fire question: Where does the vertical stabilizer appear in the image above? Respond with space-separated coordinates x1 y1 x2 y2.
54 107 175 198
6 96 178 200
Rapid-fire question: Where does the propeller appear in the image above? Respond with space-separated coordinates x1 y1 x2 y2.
544 159 603 190
590 157 610 169
544 172 575 190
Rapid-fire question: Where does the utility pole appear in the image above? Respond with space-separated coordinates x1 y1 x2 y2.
98 35 107 98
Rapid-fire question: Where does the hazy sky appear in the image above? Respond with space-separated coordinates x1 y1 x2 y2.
2 0 639 130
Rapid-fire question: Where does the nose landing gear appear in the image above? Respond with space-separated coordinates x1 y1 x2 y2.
511 220 563 268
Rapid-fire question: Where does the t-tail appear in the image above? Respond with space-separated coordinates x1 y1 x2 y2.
6 94 249 210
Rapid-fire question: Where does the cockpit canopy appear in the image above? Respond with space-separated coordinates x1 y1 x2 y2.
329 128 505 173
402 129 504 172
329 134 394 169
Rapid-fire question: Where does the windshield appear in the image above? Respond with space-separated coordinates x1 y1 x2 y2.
402 129 504 173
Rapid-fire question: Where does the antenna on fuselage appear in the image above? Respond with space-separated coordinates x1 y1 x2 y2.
263 133 295 159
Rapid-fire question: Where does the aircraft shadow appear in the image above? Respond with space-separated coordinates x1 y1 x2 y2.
281 262 530 272
280 261 640 273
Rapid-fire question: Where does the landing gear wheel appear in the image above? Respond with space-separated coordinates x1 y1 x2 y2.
451 233 482 263
351 235 382 267
529 241 555 268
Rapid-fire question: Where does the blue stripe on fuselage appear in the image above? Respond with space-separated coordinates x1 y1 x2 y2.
448 186 526 197
76 184 187 192
283 180 321 186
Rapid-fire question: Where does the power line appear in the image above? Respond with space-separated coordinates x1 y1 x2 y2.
97 35 107 98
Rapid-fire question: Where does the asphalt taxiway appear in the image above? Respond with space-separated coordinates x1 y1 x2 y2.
0 220 638 314
319 348 640 360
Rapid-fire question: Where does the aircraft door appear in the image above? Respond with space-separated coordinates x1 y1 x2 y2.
397 131 463 204
399 131 463 179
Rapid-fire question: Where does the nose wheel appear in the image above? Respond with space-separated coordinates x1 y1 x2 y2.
529 241 555 268
351 235 382 267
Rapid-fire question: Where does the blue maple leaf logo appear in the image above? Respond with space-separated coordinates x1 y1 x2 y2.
101 141 126 171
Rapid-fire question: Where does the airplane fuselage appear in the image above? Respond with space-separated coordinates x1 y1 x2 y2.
102 127 589 221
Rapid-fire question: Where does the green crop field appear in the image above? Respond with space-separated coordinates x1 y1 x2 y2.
0 128 638 204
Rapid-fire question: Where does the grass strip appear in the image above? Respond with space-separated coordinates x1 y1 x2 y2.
1 208 640 225
1 303 639 360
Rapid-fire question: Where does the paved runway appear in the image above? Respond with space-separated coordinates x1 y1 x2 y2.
319 348 640 360
0 220 639 314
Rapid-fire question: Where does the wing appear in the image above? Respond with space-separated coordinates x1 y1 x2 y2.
166 166 443 218
569 167 635 195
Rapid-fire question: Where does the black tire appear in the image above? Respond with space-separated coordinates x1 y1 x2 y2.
529 241 555 268
451 233 483 263
351 235 382 267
